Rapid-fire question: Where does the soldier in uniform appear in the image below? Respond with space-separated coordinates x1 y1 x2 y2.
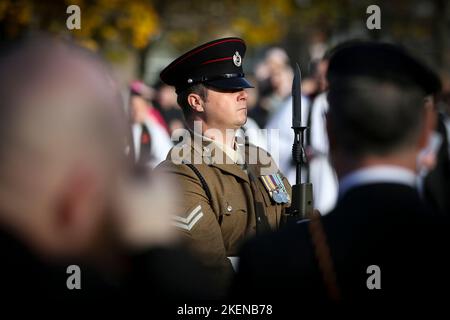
156 37 291 287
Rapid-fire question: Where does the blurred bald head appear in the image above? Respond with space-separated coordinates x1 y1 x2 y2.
0 35 125 156
0 35 127 260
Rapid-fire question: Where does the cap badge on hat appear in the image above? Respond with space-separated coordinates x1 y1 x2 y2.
160 37 254 92
233 51 242 67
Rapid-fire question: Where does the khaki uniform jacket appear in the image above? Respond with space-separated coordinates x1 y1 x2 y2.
156 133 291 283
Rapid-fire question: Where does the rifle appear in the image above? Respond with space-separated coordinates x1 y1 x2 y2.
285 63 314 223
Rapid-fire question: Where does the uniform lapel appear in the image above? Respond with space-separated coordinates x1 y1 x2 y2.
173 130 250 184
191 133 250 183
210 144 249 183
185 136 277 183
244 144 278 177
211 163 250 183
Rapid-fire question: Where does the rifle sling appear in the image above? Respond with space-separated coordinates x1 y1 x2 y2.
308 212 341 302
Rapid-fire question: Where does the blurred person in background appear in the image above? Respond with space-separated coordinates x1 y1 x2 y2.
254 47 290 97
153 80 186 135
238 75 268 150
302 56 330 101
254 47 292 127
420 75 450 217
305 52 338 215
129 80 173 168
263 64 293 114
266 50 338 215
0 35 218 303
265 85 310 183
245 75 269 130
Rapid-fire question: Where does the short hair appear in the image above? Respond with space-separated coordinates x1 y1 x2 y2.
327 77 426 156
176 83 208 120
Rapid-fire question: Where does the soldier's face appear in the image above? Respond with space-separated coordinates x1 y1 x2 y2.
203 87 248 129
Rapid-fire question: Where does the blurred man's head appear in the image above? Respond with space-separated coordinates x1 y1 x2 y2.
326 41 441 175
269 65 293 98
265 47 290 74
0 35 127 261
130 95 150 124
129 80 154 124
156 83 178 111
244 75 259 110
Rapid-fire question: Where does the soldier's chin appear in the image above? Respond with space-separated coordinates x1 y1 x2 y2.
238 115 247 126
232 117 247 130
238 108 247 120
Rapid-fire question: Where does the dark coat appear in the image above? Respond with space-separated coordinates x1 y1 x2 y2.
0 227 221 304
233 183 449 307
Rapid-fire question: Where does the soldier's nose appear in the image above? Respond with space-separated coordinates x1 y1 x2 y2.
238 89 248 101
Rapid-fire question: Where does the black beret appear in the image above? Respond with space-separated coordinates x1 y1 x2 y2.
160 37 253 94
327 41 441 95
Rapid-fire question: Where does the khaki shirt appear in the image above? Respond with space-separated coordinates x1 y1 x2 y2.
156 132 292 283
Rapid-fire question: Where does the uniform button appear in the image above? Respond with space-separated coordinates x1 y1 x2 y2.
227 205 233 212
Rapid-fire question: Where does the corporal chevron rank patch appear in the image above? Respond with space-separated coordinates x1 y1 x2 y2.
172 205 204 231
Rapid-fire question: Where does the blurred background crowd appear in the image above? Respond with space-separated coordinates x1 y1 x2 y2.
1 0 449 121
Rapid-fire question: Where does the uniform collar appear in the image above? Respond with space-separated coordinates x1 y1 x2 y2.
168 130 277 181
188 130 250 183
190 129 245 165
339 165 417 199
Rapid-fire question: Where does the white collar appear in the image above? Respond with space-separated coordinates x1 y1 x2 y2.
339 165 418 199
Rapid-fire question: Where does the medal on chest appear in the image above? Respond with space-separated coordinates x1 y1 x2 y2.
260 173 290 204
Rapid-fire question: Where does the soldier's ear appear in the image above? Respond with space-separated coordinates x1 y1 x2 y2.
187 93 205 113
